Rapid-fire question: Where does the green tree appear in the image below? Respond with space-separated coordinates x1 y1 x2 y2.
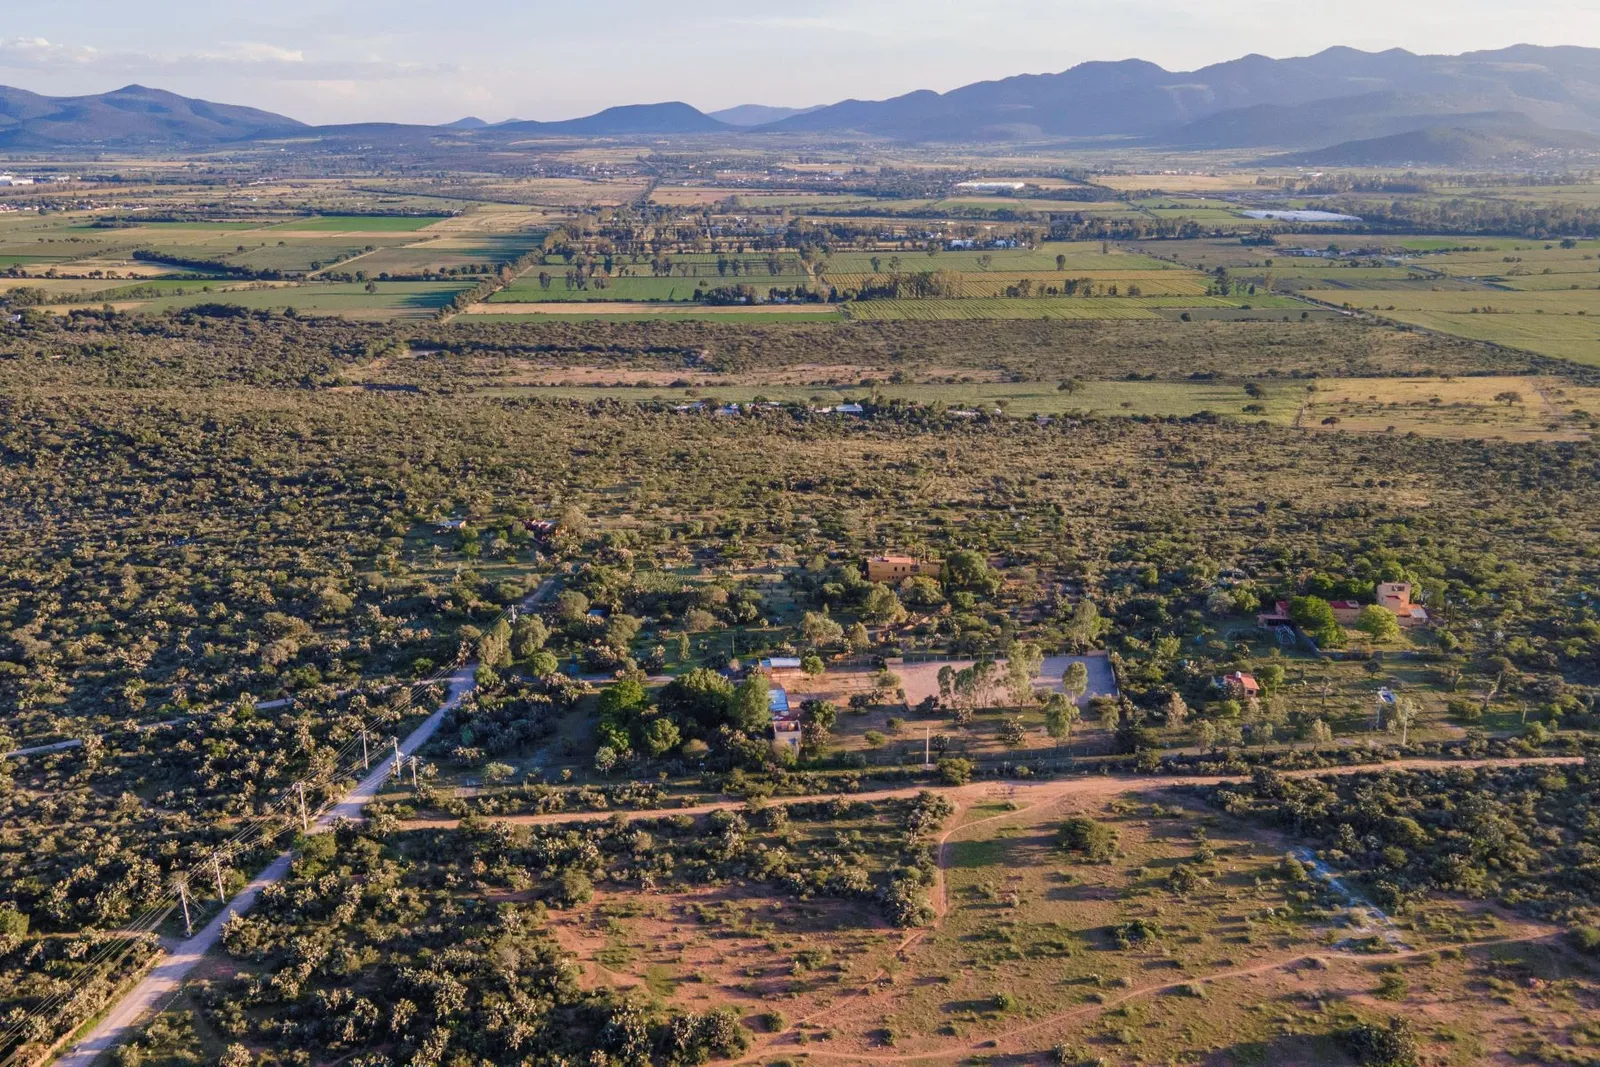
861 583 907 625
1062 600 1104 650
658 667 736 735
937 757 973 785
731 672 772 734
1290 595 1343 646
802 611 845 647
529 649 560 679
1357 605 1402 642
642 716 681 757
1062 660 1090 703
1004 642 1045 706
1043 694 1080 749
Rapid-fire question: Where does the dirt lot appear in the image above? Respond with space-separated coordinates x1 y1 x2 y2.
895 653 1118 708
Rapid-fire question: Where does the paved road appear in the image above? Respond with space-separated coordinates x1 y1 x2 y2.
54 580 557 1067
53 664 479 1067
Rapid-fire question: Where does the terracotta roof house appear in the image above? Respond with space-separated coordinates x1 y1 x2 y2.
1329 600 1364 625
1222 671 1261 699
1256 600 1292 627
1376 582 1430 627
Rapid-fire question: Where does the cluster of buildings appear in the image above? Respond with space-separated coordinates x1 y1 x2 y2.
1256 582 1429 631
758 657 804 752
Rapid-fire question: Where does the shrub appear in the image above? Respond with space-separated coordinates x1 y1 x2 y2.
1343 1016 1420 1067
1057 817 1118 862
1568 926 1600 955
937 757 973 785
1375 973 1409 1001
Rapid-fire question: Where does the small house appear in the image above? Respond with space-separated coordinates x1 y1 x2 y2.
769 687 801 751
866 555 942 583
436 518 467 533
1256 600 1292 628
1376 582 1429 627
759 656 803 676
1329 600 1363 625
1222 671 1260 699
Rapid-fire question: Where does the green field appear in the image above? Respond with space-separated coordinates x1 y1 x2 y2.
491 274 816 302
132 281 474 318
472 378 1303 419
844 294 1306 321
266 215 449 232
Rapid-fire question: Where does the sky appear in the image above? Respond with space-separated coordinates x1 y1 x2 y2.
3 0 1599 125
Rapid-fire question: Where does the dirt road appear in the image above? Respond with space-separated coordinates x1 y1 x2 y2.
397 754 1585 832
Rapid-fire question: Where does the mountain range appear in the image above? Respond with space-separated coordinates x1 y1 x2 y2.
3 45 1600 154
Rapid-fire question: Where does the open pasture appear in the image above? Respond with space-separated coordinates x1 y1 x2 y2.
1307 287 1600 367
824 269 1211 298
1301 374 1600 442
823 241 1177 273
491 274 815 302
124 280 474 318
844 294 1303 321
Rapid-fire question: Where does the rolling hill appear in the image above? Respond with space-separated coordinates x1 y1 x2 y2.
709 104 822 126
493 102 729 136
0 84 304 147
1271 121 1600 166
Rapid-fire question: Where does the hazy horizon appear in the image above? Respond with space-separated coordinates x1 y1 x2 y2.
3 0 1599 126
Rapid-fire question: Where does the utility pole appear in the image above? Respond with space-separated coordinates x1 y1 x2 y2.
393 738 403 776
361 729 370 771
924 724 932 769
212 855 226 900
409 756 419 789
177 880 192 938
296 781 309 832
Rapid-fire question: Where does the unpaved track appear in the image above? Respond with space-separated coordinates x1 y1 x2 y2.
398 755 1584 832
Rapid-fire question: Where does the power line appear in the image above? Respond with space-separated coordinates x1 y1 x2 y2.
0 595 527 1067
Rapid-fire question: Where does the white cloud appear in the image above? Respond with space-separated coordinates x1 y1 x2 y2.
0 35 440 83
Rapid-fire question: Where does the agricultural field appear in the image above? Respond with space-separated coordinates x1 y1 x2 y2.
131 280 476 318
843 294 1305 321
1306 288 1600 368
